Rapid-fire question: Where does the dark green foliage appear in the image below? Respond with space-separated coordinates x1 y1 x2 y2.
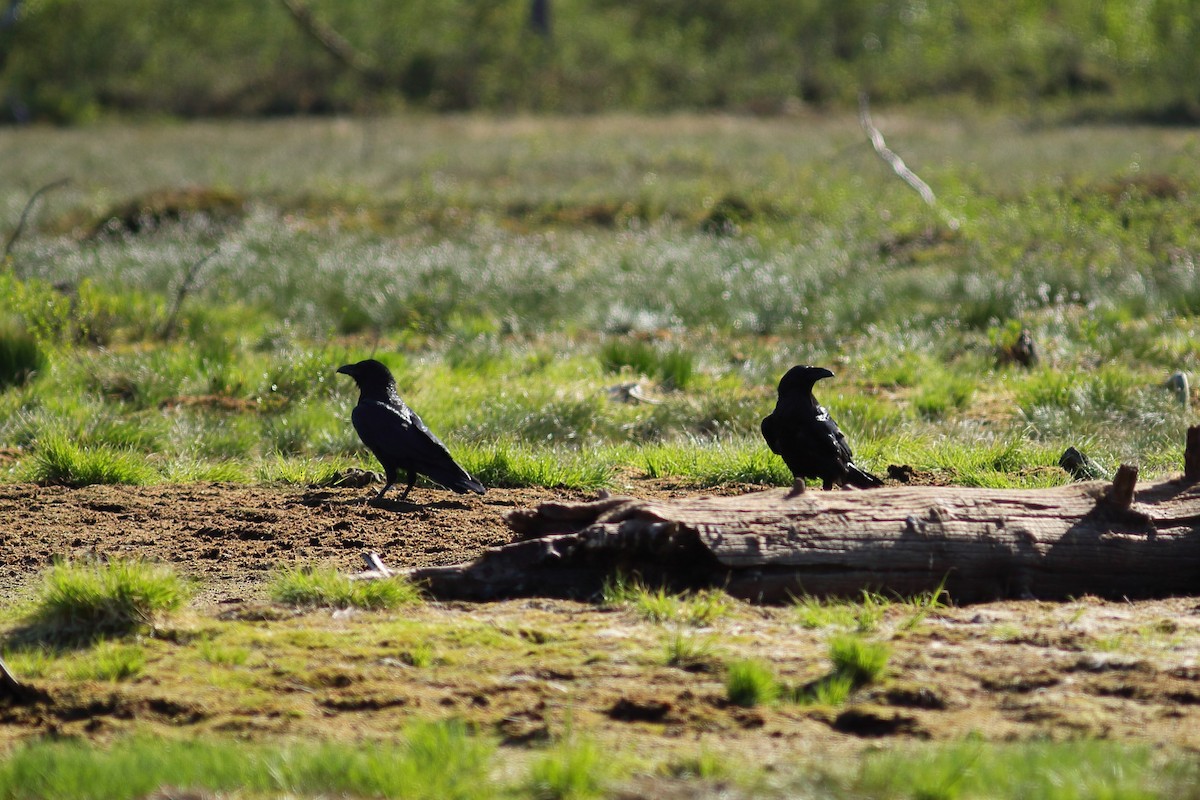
5 1 1200 122
0 322 46 389
600 339 694 390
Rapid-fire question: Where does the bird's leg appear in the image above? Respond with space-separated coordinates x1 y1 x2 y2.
372 482 393 503
394 471 416 504
785 478 807 498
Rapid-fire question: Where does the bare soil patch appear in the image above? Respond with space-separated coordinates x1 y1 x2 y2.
4 482 1200 764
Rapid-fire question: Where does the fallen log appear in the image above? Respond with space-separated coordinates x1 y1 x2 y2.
406 430 1200 604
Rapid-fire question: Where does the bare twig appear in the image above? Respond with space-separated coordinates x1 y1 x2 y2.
4 177 71 270
858 94 959 230
277 0 380 80
160 247 219 340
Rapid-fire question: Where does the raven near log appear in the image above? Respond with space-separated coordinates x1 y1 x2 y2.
337 359 486 503
761 365 883 495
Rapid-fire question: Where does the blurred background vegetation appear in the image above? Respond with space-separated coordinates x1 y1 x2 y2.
2 0 1199 123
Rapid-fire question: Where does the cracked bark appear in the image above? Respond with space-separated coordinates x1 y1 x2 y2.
404 429 1200 604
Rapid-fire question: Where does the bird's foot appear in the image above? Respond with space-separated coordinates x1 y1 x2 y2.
785 479 807 498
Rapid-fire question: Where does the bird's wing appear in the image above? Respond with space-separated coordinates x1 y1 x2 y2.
811 405 855 464
760 414 783 455
352 400 479 490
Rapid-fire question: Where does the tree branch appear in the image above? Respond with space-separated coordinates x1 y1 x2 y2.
4 177 71 273
277 0 380 81
858 94 959 230
160 247 218 340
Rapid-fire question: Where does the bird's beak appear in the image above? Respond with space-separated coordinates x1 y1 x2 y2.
336 364 354 376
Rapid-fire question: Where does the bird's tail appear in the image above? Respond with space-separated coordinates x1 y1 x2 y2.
459 477 487 495
448 474 487 495
846 463 883 489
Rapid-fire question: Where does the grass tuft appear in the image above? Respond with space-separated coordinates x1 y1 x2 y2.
599 575 731 626
794 591 888 632
19 559 190 645
29 432 157 486
789 634 892 707
663 630 718 670
268 565 422 610
725 659 780 707
828 634 891 686
527 738 608 800
462 443 612 490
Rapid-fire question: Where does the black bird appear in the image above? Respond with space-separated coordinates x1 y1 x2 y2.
761 365 883 495
337 359 486 503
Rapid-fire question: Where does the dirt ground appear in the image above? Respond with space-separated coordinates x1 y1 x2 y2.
5 481 1200 768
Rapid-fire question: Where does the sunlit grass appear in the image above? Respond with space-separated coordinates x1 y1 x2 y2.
725 659 780 708
827 634 891 686
3 114 1200 493
28 431 158 487
854 740 1199 800
0 722 495 800
18 559 191 645
526 738 609 800
662 630 719 670
599 575 733 626
65 641 146 682
268 565 422 610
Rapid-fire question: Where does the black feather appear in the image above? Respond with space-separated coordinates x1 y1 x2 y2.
337 359 486 502
761 365 882 491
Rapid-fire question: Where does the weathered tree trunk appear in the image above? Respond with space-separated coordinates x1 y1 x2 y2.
407 432 1200 604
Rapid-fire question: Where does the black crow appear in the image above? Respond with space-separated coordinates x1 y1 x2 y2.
336 359 486 503
761 365 883 495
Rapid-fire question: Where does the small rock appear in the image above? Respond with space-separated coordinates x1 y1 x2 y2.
1059 447 1107 481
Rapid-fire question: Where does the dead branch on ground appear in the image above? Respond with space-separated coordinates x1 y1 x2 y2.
401 426 1200 604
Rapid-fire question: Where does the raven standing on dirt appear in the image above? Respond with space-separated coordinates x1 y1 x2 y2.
761 365 883 495
337 359 486 503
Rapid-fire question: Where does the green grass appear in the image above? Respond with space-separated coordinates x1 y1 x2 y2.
853 740 1200 800
772 634 892 708
28 431 157 487
662 630 719 670
0 722 494 800
527 739 609 800
794 592 889 633
4 114 1200 492
65 642 146 682
268 565 423 610
725 659 780 708
599 576 733 626
17 559 190 645
827 634 891 686
599 338 695 390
